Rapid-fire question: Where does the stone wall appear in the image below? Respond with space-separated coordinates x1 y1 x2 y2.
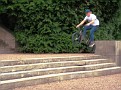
0 26 16 53
95 41 121 66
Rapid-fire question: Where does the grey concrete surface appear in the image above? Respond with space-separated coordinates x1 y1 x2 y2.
95 41 121 66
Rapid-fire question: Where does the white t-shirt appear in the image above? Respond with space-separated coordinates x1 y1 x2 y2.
84 14 99 26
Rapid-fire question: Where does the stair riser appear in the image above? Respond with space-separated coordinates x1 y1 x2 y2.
0 56 101 66
85 59 113 65
1 67 84 81
85 64 115 70
1 68 121 90
0 59 113 73
1 64 116 81
0 61 85 73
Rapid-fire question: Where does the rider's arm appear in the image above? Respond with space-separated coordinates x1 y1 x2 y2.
76 20 86 28
87 19 95 25
86 14 96 26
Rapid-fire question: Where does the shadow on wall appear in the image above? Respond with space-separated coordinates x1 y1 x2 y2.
0 26 16 52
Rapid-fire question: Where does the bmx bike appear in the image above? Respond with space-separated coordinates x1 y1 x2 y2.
72 27 96 53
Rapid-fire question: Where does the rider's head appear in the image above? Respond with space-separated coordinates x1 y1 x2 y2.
85 9 92 17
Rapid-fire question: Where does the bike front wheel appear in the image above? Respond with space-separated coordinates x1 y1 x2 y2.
72 31 82 46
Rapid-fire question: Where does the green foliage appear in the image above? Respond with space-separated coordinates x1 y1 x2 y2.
0 0 120 53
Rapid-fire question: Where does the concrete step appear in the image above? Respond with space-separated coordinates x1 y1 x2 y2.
0 55 102 66
0 60 85 73
0 59 110 73
84 59 112 64
1 67 121 90
1 63 116 81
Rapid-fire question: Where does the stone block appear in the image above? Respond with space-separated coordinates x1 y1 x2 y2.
95 41 121 66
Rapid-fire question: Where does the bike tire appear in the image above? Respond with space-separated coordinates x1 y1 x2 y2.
72 31 82 46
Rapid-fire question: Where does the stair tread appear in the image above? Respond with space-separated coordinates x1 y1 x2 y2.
23 55 100 60
1 66 121 84
0 58 104 62
0 57 102 66
24 56 99 60
1 63 115 75
84 59 107 62
0 59 107 68
0 56 100 62
0 61 84 68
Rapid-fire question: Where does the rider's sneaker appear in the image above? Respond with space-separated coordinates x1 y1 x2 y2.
89 42 95 47
75 38 79 41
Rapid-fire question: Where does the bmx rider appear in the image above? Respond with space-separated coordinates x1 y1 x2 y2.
76 9 99 47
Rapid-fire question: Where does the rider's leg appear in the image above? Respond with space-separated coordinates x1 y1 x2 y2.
82 25 92 40
89 25 99 47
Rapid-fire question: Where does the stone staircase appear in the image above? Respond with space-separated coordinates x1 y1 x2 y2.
0 55 121 90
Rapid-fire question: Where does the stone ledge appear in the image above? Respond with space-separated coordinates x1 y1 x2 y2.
95 41 121 66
